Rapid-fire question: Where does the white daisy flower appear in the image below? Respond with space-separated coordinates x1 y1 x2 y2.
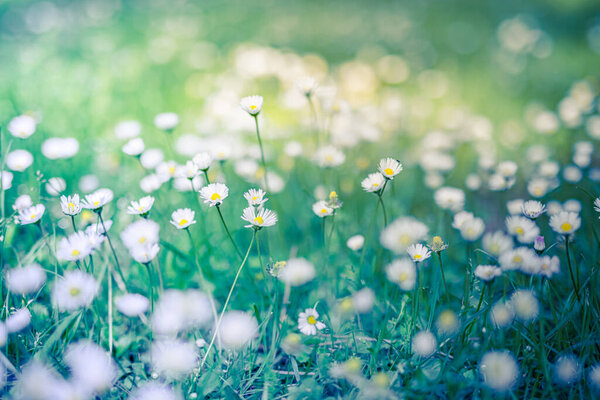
497 161 518 177
5 263 46 295
378 157 403 179
505 216 540 244
240 95 264 116
277 258 316 286
6 149 33 172
499 247 536 271
115 293 150 317
140 174 163 193
549 211 581 235
193 152 213 171
346 235 365 251
5 307 32 333
298 308 326 336
434 187 465 212
13 194 32 211
312 200 333 217
459 216 485 242
64 340 117 394
0 171 13 190
380 217 429 253
154 112 179 131
41 137 79 160
61 194 82 216
297 76 318 97
522 200 545 219
474 265 502 281
361 172 386 193
131 243 160 264
241 206 277 229
130 382 182 400
114 120 141 139
121 219 160 250
199 183 229 206
17 204 45 225
140 148 164 169
594 198 600 213
52 270 98 312
510 290 539 322
151 289 212 335
244 188 268 207
170 208 196 229
538 255 560 278
122 138 145 156
177 161 199 180
554 354 582 386
315 146 345 168
156 161 180 181
57 231 94 262
127 196 155 216
407 243 431 262
82 188 114 211
412 330 437 358
489 302 514 329
385 258 416 291
151 339 198 379
216 311 259 350
482 231 513 257
479 351 519 392
46 177 66 196
7 114 36 139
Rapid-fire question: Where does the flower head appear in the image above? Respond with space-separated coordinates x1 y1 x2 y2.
241 206 277 229
53 270 98 312
312 200 333 217
127 196 155 216
200 183 229 206
57 232 94 261
407 243 431 262
277 258 316 286
298 308 326 336
361 172 385 193
17 204 45 225
193 152 213 171
170 208 196 229
61 194 82 216
549 211 581 235
244 188 268 207
154 112 179 131
385 258 416 291
479 351 519 392
474 265 502 282
428 236 448 252
82 188 114 211
378 158 403 179
8 114 36 139
240 95 264 116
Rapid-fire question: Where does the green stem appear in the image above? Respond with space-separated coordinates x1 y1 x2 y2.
203 170 210 184
437 252 449 301
565 236 580 302
216 205 243 259
70 215 77 232
144 262 154 312
253 116 269 191
98 212 127 290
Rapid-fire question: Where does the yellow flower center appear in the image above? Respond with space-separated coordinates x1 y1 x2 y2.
139 237 147 244
399 273 407 281
139 206 144 212
307 316 317 325
541 264 548 270
70 287 81 296
72 249 80 256
400 235 410 245
30 214 36 219
68 202 75 209
250 105 257 110
320 208 328 214
169 166 176 174
94 201 99 207
254 216 264 225
384 167 394 175
179 219 188 226
561 222 572 232
516 227 524 235
252 196 258 201
211 193 221 201
373 183 379 187
513 256 522 263
414 254 422 260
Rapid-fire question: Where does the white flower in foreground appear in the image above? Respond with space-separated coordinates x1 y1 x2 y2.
407 243 431 263
177 161 199 180
61 194 82 216
5 263 46 295
522 200 545 219
435 309 460 336
122 138 145 156
217 311 258 350
115 293 150 317
241 206 277 229
499 247 536 271
5 307 32 333
170 208 196 229
278 258 316 286
151 339 198 379
240 95 264 116
121 219 160 250
554 354 582 386
459 216 485 242
386 258 416 291
200 183 229 206
140 149 165 169
13 194 32 211
549 211 581 235
53 270 98 312
151 290 213 335
82 188 114 211
130 382 182 400
505 216 540 244
538 255 560 278
131 243 160 264
594 198 600 213
154 112 179 131
298 308 326 336
42 138 79 160
412 330 437 357
361 172 386 193
8 114 36 139
13 361 61 400
17 204 45 225
510 290 539 322
474 265 502 282
6 149 33 172
589 364 600 392
193 152 213 171
315 146 345 168
0 323 6 347
489 302 514 329
57 231 93 261
346 234 365 251
65 340 117 394
312 200 333 217
127 196 155 216
479 351 519 392
434 187 465 212
0 171 13 190
378 158 403 179
380 217 429 253
244 188 268 207
352 288 375 313
114 120 141 139
482 231 513 257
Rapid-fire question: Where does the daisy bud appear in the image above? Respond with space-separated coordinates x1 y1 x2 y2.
534 235 545 253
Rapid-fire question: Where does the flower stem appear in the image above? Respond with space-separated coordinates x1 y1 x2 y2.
216 205 243 259
70 215 77 232
98 212 127 291
564 236 580 302
437 251 449 301
108 260 113 355
200 231 256 369
144 262 154 312
253 116 269 191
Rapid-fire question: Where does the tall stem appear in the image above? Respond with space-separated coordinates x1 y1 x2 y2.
216 205 243 259
437 252 448 301
358 199 381 270
98 212 126 291
108 260 113 355
200 232 256 369
564 236 580 302
253 116 269 191
144 262 154 312
307 95 320 147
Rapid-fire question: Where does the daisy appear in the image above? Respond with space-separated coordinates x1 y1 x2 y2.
522 200 546 219
170 208 196 229
64 340 117 393
537 255 560 278
594 198 600 213
459 217 485 242
479 351 519 392
131 243 160 264
244 188 268 207
434 187 465 212
315 146 345 168
241 206 277 229
61 194 82 216
412 330 437 358
52 270 98 312
57 232 94 262
127 196 155 216
6 149 33 172
407 243 431 263
474 265 502 282
5 263 46 295
120 219 160 250
82 188 114 211
154 112 179 131
0 171 13 190
482 231 513 257
380 217 429 253
17 204 45 225
42 137 79 160
499 247 536 271
312 200 333 217
193 152 213 171
298 308 326 336
199 183 229 206
217 311 259 350
130 382 181 400
177 161 199 180
13 194 32 211
122 138 145 156
114 120 141 139
361 172 386 193
7 114 36 139
297 76 318 97
549 211 581 235
505 216 540 244
277 258 316 286
115 293 150 317
46 177 66 196
378 157 403 179
385 258 416 291
240 95 264 116
510 290 539 322
151 339 198 379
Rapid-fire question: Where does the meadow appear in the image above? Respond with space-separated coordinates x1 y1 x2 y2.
0 0 600 398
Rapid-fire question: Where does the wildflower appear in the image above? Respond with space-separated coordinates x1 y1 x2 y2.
61 194 82 216
435 310 460 336
199 183 229 206
298 308 326 336
554 354 582 386
361 172 386 193
57 231 94 261
505 216 540 244
243 188 268 207
385 258 416 291
297 77 318 97
549 211 581 235
8 114 36 139
278 258 316 286
82 188 114 211
217 311 258 350
131 243 160 264
6 308 32 333
115 293 150 317
407 243 431 262
65 340 117 393
352 288 375 314
479 351 519 392
474 265 502 281
312 200 333 217
177 161 200 180
483 231 513 258
6 149 33 171
522 200 545 219
151 339 198 379
5 263 46 295
459 216 485 241
240 95 264 116
13 194 32 211
154 112 179 131
114 120 141 139
121 219 160 250
499 247 536 271
241 206 277 229
428 236 448 252
0 171 13 190
434 187 465 212
489 302 514 328
140 149 164 169
594 198 600 213
127 196 155 216
52 270 99 312
589 364 600 392
151 290 212 335
46 177 66 196
534 235 545 253
193 152 213 171
378 157 403 179
381 217 429 253
170 208 196 229
412 330 437 357
122 138 145 156
510 290 539 322
537 255 560 278
281 333 307 356
497 161 518 177
130 382 182 400
42 137 79 159
17 204 45 225
328 190 343 209
315 146 345 167
347 234 365 251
